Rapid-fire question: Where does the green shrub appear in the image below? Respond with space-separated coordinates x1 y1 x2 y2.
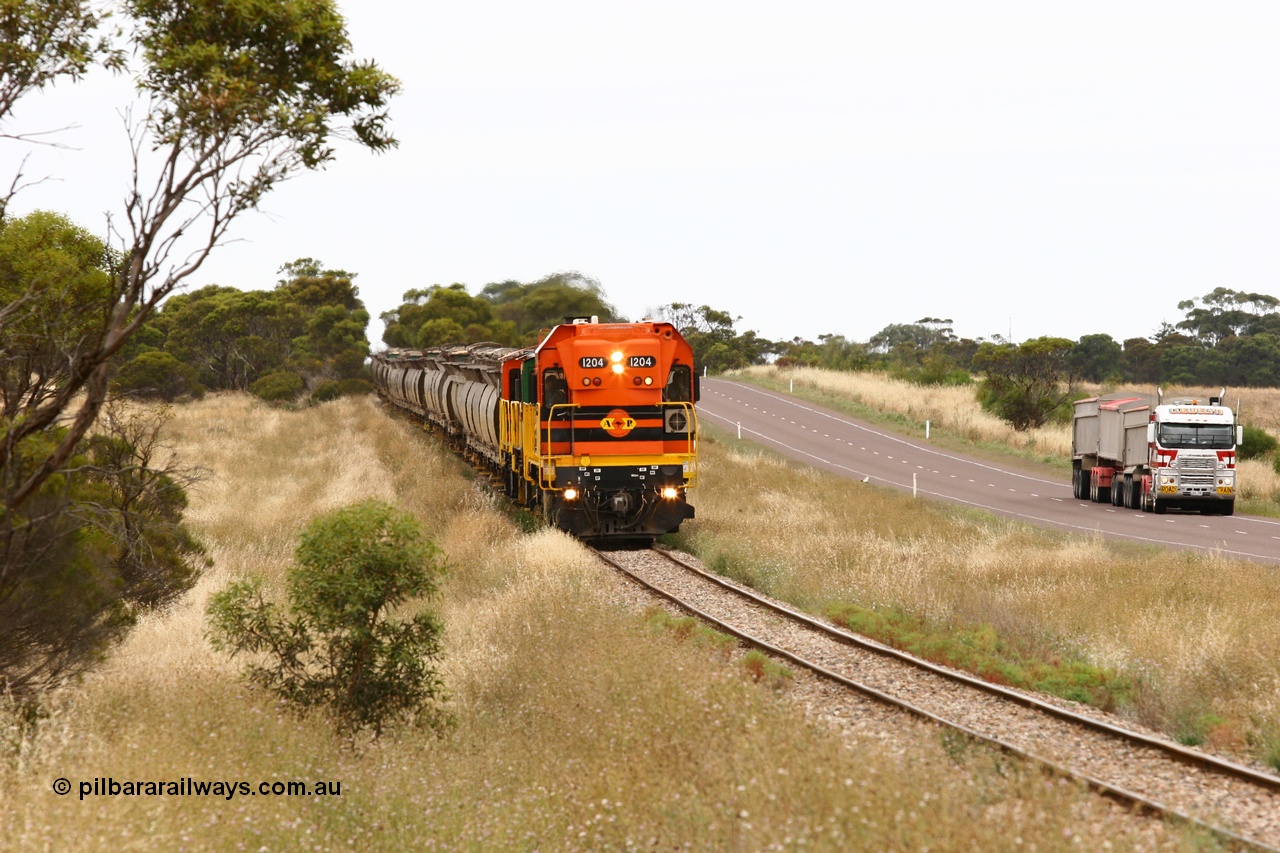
112 352 204 401
249 370 304 403
1239 424 1277 461
1 408 205 698
310 378 373 403
310 380 343 403
337 378 374 396
206 500 448 737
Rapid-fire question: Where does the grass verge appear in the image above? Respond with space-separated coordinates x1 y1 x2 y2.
0 393 1213 850
680 427 1280 768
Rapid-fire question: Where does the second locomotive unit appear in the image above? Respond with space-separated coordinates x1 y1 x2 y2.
371 318 698 541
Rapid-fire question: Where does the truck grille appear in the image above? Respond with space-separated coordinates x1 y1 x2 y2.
1176 455 1215 486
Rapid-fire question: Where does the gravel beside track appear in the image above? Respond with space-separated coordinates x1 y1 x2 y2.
595 546 1280 850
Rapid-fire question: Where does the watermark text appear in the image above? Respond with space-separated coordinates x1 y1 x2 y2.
52 776 341 801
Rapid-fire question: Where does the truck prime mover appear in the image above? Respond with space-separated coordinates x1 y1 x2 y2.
1072 391 1241 515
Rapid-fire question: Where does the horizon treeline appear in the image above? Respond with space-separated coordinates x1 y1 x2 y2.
772 288 1280 389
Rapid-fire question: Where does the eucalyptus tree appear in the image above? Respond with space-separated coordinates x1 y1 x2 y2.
1 0 398 696
1 0 400 510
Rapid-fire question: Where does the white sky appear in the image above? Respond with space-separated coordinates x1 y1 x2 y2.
6 1 1279 347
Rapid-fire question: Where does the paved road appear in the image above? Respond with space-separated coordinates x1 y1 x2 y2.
698 378 1280 565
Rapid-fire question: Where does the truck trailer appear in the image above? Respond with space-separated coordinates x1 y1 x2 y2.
1071 391 1241 515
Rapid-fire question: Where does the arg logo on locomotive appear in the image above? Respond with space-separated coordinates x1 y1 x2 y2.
600 408 636 438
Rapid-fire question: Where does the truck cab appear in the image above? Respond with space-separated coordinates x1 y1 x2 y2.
1147 401 1240 513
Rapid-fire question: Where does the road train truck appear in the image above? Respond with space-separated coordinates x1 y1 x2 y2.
1072 391 1241 515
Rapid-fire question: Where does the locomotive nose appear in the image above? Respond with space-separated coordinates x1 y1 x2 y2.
610 491 632 514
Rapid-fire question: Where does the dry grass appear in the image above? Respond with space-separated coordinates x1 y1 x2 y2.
734 365 1075 457
686 433 1280 758
0 393 1208 850
735 365 1280 461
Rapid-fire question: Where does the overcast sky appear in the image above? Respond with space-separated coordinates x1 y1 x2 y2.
7 2 1279 348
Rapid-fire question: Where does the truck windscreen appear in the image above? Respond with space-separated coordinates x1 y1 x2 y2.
1157 423 1234 449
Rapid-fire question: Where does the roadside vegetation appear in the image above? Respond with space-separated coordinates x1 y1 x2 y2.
730 364 1280 517
676 421 1280 769
1 394 1206 850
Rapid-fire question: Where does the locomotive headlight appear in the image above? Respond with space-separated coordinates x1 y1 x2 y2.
611 351 623 363
661 487 679 499
644 376 653 386
611 363 624 375
563 487 578 501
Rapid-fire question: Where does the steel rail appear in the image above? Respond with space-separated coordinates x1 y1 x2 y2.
591 546 1279 853
651 546 1280 794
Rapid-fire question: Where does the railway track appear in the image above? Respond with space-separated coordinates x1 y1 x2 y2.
591 545 1280 851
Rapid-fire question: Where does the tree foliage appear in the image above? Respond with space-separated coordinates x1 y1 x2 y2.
773 287 1280 394
1 0 398 511
0 0 126 216
1176 288 1280 346
973 337 1077 431
775 334 871 371
381 272 620 349
132 259 371 399
207 500 447 737
0 210 116 417
112 351 203 401
1 1 395 698
658 303 775 374
381 283 512 348
1069 333 1123 384
481 271 620 339
0 404 206 698
1238 424 1277 462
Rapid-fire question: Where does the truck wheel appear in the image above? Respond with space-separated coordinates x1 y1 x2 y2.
1220 502 1235 517
1111 479 1124 507
1072 467 1086 500
1153 498 1166 514
1125 477 1140 509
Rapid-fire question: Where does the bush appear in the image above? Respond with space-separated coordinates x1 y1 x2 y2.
112 352 204 401
206 500 448 737
337 378 374 396
310 380 343 403
310 378 373 403
1239 425 1277 461
249 370 304 402
1 407 205 698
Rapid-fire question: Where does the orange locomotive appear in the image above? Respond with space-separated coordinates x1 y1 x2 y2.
372 318 698 541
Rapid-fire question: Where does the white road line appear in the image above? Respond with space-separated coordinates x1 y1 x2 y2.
703 388 1279 562
711 381 1065 487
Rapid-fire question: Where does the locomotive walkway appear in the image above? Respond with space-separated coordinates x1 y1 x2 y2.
698 378 1280 566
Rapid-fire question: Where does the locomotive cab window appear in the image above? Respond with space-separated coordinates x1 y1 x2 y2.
664 364 692 403
542 368 568 414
